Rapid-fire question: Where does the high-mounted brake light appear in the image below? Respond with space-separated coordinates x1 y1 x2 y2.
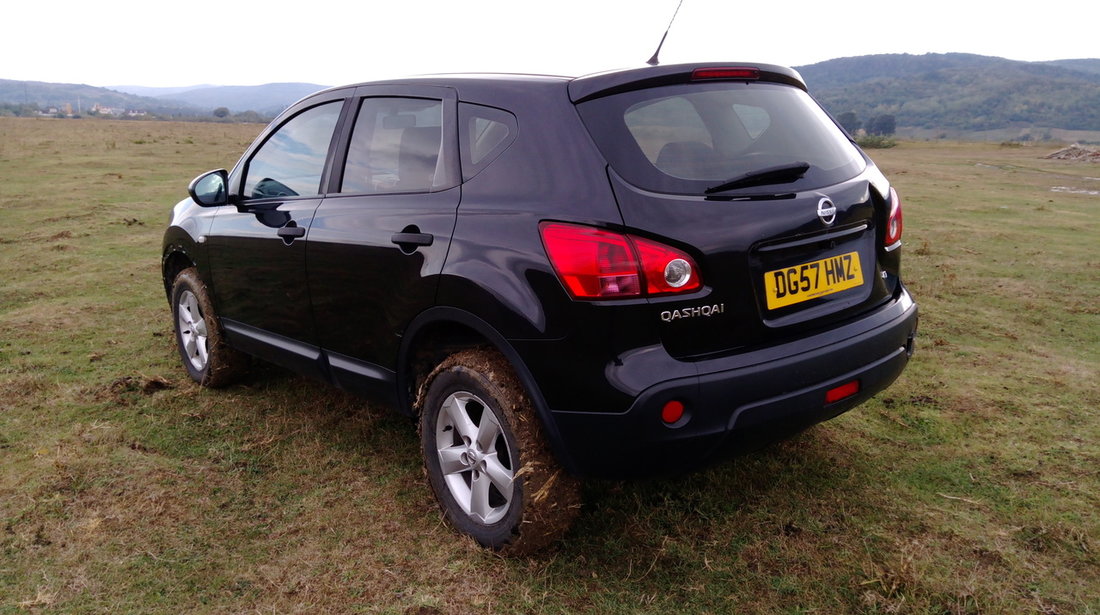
540 222 701 300
885 186 904 248
691 67 760 81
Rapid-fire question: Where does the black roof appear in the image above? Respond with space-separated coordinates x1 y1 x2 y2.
303 62 806 107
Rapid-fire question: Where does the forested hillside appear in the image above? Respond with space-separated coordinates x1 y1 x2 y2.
797 53 1100 132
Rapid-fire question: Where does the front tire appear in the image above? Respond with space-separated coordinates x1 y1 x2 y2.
170 267 247 387
418 349 580 555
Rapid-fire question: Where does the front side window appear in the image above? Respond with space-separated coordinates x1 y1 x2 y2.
340 97 444 194
242 101 342 199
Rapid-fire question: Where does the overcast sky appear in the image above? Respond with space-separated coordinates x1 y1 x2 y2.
5 0 1097 88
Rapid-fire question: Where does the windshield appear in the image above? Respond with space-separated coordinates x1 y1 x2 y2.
577 82 865 194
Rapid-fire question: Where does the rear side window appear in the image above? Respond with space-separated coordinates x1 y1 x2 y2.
341 97 447 194
579 82 865 194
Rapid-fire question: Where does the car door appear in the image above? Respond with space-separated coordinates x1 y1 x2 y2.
306 85 460 397
205 91 349 378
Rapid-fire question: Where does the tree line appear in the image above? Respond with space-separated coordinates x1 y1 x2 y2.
835 111 896 136
0 102 271 123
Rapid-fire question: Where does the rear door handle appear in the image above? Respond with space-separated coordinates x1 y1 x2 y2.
391 232 434 248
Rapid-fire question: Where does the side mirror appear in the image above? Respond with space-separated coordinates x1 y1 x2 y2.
187 169 230 207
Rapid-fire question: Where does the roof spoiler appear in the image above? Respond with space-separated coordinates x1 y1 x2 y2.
568 62 807 103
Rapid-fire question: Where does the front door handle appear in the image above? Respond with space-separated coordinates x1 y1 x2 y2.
391 232 434 248
277 225 306 239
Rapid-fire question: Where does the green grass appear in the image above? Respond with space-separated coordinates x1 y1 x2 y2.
1 119 1098 614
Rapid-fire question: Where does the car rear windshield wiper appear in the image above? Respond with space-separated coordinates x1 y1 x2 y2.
704 162 811 194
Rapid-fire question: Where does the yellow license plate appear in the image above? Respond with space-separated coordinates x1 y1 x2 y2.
764 251 863 310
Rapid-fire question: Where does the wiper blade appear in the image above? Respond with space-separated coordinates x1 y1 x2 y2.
704 161 811 194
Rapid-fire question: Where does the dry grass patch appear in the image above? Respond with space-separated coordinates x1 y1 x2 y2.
2 122 1098 613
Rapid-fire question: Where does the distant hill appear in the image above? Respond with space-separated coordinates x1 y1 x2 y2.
6 56 1100 134
158 83 328 115
0 80 328 118
795 53 1100 132
109 84 217 98
0 79 193 115
1043 59 1100 76
110 82 328 115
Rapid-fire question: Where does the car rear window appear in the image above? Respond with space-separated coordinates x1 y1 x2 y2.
576 82 865 195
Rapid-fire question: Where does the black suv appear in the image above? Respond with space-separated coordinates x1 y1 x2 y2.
162 63 917 553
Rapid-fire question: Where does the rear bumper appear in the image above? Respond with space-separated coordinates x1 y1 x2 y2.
546 287 917 478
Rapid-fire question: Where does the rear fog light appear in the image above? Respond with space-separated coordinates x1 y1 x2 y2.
661 400 686 425
825 380 860 404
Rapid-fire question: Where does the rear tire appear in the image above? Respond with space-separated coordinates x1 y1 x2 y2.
170 267 248 387
418 349 580 555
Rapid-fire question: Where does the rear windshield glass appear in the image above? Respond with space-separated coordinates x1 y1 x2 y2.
577 82 865 194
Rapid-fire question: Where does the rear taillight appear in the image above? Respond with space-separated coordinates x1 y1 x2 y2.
540 222 701 300
885 186 903 249
633 235 701 294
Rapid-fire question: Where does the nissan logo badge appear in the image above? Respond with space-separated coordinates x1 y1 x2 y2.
817 198 837 226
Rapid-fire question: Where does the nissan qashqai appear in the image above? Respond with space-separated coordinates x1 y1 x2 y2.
162 62 918 554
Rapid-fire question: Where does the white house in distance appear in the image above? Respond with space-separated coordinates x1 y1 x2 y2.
90 104 147 117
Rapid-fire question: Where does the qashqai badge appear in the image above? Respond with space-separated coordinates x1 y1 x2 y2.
817 197 837 226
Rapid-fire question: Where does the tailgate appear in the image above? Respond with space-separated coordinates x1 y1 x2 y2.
575 67 899 358
609 171 892 358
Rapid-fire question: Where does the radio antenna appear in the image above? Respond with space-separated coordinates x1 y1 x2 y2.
646 0 685 66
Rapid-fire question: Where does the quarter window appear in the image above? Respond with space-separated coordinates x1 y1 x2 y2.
242 101 342 199
459 103 516 181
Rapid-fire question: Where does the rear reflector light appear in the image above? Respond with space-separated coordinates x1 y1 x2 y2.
691 67 760 81
825 380 860 404
540 222 701 299
661 400 686 424
885 187 903 248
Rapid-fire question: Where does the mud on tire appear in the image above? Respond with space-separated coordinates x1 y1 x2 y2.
418 348 581 555
170 267 248 388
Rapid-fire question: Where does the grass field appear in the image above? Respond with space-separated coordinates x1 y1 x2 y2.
1 117 1097 614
